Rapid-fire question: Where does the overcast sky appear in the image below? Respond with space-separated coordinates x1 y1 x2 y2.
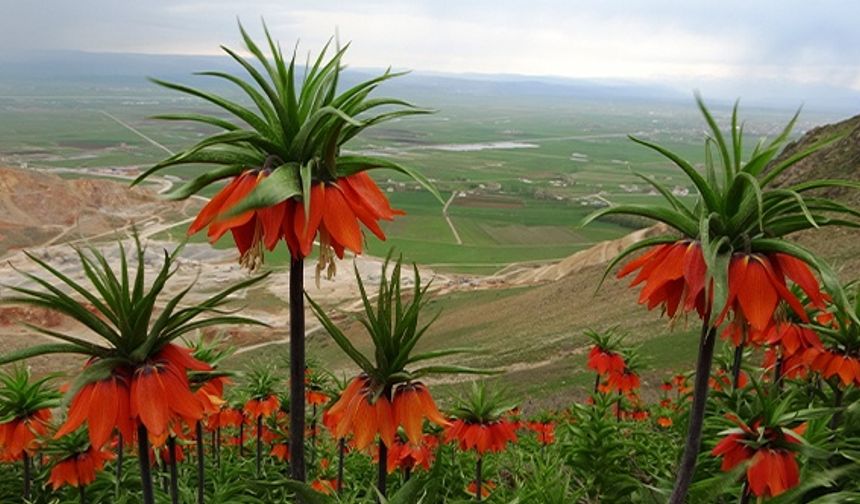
1 0 858 92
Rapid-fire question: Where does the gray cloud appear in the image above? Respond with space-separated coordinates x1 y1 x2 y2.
0 0 857 91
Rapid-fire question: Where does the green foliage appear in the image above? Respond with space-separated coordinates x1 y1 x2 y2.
0 367 60 423
133 20 441 214
585 95 860 321
308 253 490 395
449 381 517 424
0 236 266 395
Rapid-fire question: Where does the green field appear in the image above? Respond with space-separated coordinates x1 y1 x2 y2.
0 79 826 273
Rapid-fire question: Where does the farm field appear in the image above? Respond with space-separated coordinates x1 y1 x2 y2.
0 74 836 273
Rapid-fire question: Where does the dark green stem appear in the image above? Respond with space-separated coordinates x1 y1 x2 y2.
22 451 31 501
239 417 245 458
137 424 155 504
115 433 124 497
167 437 179 504
669 321 717 504
256 414 263 477
731 342 744 389
290 257 306 483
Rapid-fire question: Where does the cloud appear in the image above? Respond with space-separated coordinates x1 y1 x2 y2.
0 0 858 91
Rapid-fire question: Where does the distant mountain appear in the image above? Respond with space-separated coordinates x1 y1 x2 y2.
4 50 860 111
772 114 860 204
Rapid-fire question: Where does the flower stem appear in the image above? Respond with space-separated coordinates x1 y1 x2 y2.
79 484 87 504
290 257 306 483
829 385 844 430
116 433 124 498
196 421 205 504
739 480 751 504
239 416 245 458
731 342 744 389
476 456 483 503
377 438 388 501
256 414 263 478
216 425 222 468
22 451 31 501
669 320 717 504
167 436 179 504
137 424 155 504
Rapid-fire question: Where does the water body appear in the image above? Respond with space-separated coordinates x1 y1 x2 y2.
425 141 539 152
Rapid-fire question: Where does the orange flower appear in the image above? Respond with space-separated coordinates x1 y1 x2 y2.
383 435 438 473
444 419 518 455
657 416 673 428
709 369 748 391
151 443 186 466
659 381 672 393
606 370 640 394
0 409 51 460
129 345 209 445
311 478 337 495
712 420 805 498
189 170 291 270
307 390 329 406
326 377 447 450
617 240 708 318
587 346 626 375
55 372 133 449
466 479 497 498
811 351 860 386
718 253 814 332
57 344 209 448
196 377 228 417
271 443 290 462
747 449 801 498
527 421 556 445
392 383 449 445
207 407 243 431
189 170 403 271
48 446 114 490
243 395 281 419
324 376 393 449
766 322 823 358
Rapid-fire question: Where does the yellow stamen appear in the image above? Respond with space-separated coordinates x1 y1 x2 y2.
239 219 265 272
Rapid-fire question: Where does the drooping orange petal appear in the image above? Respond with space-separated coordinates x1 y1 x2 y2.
747 450 769 497
207 172 262 241
375 396 395 448
339 179 386 240
87 378 118 448
343 172 402 220
295 183 326 257
188 175 245 235
352 396 377 449
415 385 449 427
396 389 424 445
773 253 824 307
259 200 288 251
132 367 169 438
737 256 778 331
617 244 666 279
322 184 363 254
55 383 95 439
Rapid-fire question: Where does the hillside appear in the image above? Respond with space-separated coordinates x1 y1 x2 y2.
242 114 860 411
0 167 199 255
